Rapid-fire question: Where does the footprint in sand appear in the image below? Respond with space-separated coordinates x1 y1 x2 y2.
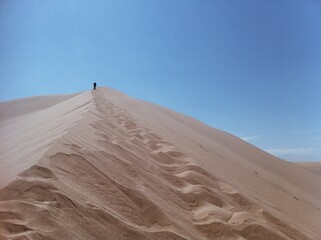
218 181 238 194
193 201 233 224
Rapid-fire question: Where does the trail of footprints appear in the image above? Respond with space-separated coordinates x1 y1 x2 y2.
109 108 256 226
108 107 308 240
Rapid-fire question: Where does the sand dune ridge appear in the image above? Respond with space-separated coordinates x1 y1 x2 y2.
0 88 320 239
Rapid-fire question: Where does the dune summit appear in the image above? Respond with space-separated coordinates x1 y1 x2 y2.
0 87 320 240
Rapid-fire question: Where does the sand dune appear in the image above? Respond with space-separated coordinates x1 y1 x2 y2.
0 87 320 239
294 162 321 177
0 93 79 122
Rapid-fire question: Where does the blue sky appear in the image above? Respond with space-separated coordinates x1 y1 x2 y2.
0 0 320 161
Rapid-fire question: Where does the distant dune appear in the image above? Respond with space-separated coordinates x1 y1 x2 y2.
0 87 320 239
294 162 321 177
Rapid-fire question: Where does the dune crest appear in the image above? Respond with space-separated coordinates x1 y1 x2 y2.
0 88 320 239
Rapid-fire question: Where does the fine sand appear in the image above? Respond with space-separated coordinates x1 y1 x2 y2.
294 162 321 178
0 87 320 239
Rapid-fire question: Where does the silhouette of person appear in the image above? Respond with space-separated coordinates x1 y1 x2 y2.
93 82 97 90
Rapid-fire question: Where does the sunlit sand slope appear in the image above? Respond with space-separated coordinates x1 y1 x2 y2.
295 162 321 177
0 88 320 239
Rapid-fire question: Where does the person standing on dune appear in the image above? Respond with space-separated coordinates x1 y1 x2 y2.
93 82 97 90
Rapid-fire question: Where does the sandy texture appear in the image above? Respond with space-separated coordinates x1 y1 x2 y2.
294 162 321 177
0 87 320 240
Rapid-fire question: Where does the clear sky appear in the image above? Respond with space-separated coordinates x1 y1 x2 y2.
0 0 320 161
